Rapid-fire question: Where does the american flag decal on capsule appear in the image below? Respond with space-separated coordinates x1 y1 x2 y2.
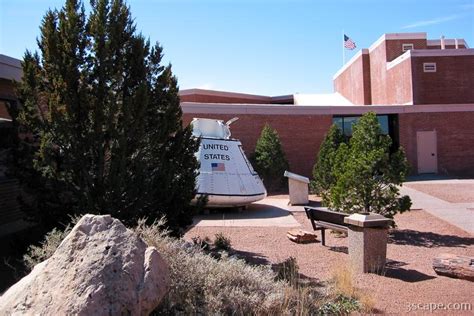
211 162 225 171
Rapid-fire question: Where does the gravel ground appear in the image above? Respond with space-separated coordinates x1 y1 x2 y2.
185 208 474 314
405 183 474 203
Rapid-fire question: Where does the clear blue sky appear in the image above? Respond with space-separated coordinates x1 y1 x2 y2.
1 0 473 95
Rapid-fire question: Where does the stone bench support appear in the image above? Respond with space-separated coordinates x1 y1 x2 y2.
284 171 309 205
344 213 392 274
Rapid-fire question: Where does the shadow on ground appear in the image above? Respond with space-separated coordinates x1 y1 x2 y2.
232 249 271 266
383 267 436 283
389 230 474 248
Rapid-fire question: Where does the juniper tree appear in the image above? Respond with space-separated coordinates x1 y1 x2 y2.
328 112 411 221
13 0 199 231
251 124 289 191
311 124 345 203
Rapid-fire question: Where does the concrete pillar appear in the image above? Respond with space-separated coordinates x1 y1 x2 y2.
284 171 309 205
344 213 392 274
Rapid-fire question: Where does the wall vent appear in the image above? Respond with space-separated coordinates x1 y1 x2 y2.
402 43 414 52
423 62 437 72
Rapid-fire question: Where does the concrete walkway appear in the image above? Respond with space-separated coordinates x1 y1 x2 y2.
192 197 301 227
400 184 474 234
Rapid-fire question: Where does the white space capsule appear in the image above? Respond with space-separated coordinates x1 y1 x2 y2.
191 117 267 207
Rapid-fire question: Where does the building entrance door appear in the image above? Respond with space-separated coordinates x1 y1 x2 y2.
416 131 438 173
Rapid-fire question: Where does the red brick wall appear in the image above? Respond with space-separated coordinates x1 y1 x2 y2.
385 39 427 62
183 113 333 177
0 79 17 119
334 53 371 105
399 111 474 176
369 41 388 104
180 94 272 104
412 55 474 104
385 58 413 104
0 101 11 119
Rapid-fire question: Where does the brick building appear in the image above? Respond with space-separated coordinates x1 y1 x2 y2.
180 33 474 178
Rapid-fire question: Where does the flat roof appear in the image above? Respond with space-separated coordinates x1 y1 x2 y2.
0 54 22 81
181 102 474 116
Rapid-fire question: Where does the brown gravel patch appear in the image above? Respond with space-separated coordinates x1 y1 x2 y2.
405 183 474 203
185 209 474 314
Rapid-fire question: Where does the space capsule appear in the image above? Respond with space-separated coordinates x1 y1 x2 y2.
191 117 267 207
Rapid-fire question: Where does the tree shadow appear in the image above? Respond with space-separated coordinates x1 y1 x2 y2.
389 229 474 248
231 249 271 266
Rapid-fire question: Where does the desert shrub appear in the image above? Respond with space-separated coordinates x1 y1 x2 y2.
191 236 211 251
23 216 81 270
251 124 289 191
329 265 375 313
23 228 70 271
213 232 231 251
275 256 299 287
136 219 287 314
23 218 368 315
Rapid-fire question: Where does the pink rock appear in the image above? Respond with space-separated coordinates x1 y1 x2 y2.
0 214 170 315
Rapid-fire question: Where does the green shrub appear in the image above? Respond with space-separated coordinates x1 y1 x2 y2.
311 124 345 202
251 124 289 191
213 232 231 251
313 112 411 223
329 113 411 221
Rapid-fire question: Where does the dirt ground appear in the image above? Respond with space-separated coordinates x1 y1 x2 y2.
405 183 474 204
185 207 474 314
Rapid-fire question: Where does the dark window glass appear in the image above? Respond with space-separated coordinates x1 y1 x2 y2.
332 115 390 136
378 115 389 135
333 117 343 132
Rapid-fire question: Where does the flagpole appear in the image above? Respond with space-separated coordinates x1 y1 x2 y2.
342 30 345 66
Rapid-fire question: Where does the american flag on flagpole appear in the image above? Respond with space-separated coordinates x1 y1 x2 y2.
344 34 356 50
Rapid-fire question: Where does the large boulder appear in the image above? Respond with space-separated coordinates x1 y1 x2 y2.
0 214 170 315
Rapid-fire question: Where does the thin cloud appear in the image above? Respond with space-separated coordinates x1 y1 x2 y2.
402 14 462 29
459 4 474 9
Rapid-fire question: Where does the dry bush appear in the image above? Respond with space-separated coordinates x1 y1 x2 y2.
213 232 231 251
22 216 81 270
329 265 375 313
135 219 289 314
22 217 367 315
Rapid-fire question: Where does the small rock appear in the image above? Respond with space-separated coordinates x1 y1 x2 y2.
286 229 318 243
0 214 170 315
432 253 474 282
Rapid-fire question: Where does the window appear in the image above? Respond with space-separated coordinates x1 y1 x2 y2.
402 43 414 52
423 62 437 72
332 115 390 137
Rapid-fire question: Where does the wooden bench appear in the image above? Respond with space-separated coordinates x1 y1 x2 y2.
304 206 349 246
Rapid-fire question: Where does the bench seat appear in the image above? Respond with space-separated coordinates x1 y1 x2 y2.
305 206 349 246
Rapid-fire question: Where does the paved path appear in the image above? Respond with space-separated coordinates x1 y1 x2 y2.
192 197 301 227
400 183 474 234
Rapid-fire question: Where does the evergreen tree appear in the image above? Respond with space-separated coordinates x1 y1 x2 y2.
328 112 411 222
12 0 199 231
251 124 289 191
311 124 345 203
